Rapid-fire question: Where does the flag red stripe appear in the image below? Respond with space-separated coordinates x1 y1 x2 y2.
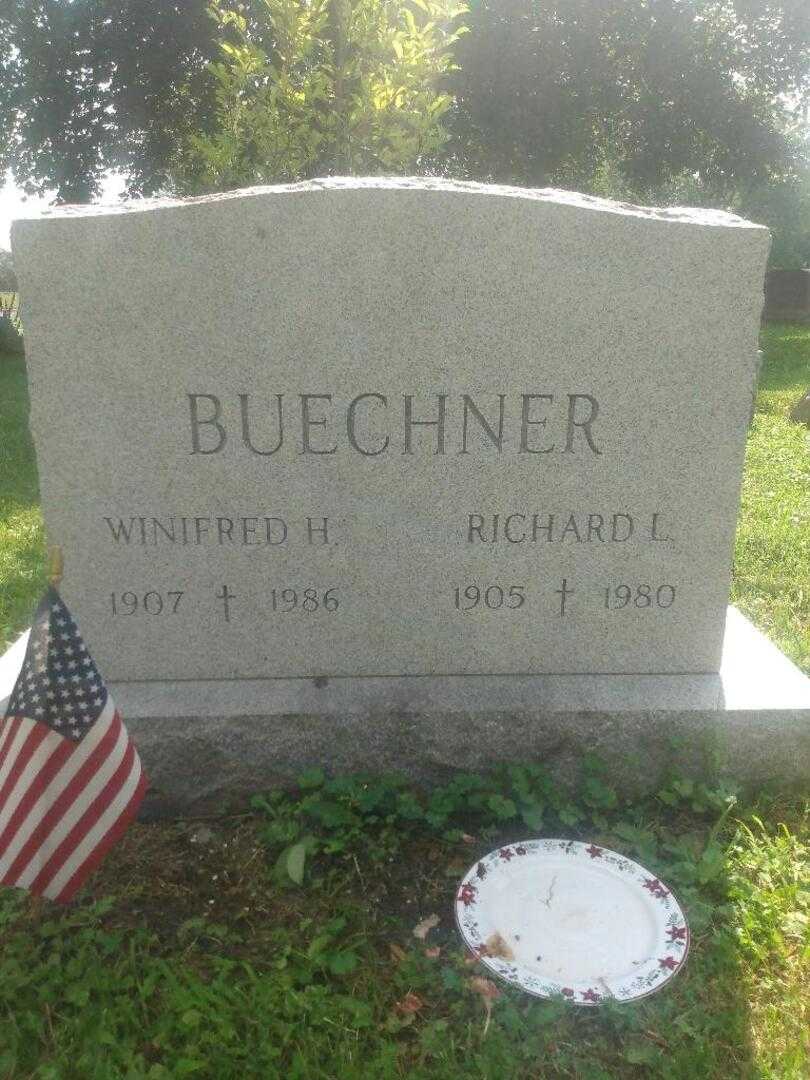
0 721 55 814
1 712 122 887
0 715 23 776
55 768 147 903
0 734 75 855
0 704 116 882
29 737 136 896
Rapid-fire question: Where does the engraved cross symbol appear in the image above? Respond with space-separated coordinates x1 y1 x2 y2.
215 584 235 623
555 578 574 617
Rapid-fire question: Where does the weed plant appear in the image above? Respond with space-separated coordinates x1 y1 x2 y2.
0 760 806 1079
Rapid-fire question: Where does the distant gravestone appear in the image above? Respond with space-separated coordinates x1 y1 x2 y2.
764 268 810 322
790 390 810 426
0 312 24 355
5 179 809 812
0 249 23 354
0 248 16 292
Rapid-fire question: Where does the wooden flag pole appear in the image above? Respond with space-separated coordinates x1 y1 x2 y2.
48 546 64 589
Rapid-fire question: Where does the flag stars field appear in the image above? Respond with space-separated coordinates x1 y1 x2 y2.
0 586 146 902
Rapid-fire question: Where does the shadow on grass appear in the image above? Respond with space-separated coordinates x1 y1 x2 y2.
758 323 810 412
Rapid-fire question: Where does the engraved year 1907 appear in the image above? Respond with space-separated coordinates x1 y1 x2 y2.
110 590 184 615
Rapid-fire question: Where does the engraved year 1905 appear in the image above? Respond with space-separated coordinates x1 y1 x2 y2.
454 584 526 611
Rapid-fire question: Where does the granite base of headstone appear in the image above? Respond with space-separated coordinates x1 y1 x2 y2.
1 607 809 815
4 178 808 814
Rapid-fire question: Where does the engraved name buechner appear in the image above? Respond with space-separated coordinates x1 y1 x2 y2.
186 392 602 457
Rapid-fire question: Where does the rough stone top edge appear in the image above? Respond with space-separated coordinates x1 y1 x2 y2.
10 175 768 234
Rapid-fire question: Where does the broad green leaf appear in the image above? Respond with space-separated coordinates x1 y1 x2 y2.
285 840 309 885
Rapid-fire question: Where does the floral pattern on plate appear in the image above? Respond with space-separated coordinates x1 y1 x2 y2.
454 839 689 1005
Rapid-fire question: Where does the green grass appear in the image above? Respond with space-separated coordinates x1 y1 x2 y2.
0 320 46 647
730 325 810 673
0 766 806 1079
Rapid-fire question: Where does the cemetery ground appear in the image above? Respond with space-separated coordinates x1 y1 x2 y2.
0 320 806 1078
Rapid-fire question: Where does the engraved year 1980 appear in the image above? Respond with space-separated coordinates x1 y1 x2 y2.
604 584 676 609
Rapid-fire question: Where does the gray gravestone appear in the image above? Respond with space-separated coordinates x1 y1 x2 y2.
764 268 810 322
4 178 809 812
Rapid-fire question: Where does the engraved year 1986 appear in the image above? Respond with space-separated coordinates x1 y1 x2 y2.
270 587 339 613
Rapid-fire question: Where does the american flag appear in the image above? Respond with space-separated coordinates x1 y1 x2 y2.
0 587 146 902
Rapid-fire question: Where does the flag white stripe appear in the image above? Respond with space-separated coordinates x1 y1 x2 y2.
44 754 143 900
0 717 36 795
0 726 66 830
0 715 20 761
13 712 129 890
0 700 117 880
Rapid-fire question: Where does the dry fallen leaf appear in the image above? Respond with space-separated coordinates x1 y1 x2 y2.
395 991 426 1015
467 976 501 1036
482 931 514 961
461 833 476 844
412 913 440 940
468 976 501 1001
425 946 441 958
388 943 407 963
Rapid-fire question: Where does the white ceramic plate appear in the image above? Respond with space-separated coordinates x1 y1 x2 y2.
454 839 689 1004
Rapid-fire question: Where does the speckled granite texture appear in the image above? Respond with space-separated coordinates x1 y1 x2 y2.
11 178 769 681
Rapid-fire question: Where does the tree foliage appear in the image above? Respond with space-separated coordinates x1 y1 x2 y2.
0 1 219 201
446 0 810 198
743 170 810 268
1 0 809 265
171 0 467 193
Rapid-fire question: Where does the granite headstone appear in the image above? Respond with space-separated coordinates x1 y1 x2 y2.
5 178 808 812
